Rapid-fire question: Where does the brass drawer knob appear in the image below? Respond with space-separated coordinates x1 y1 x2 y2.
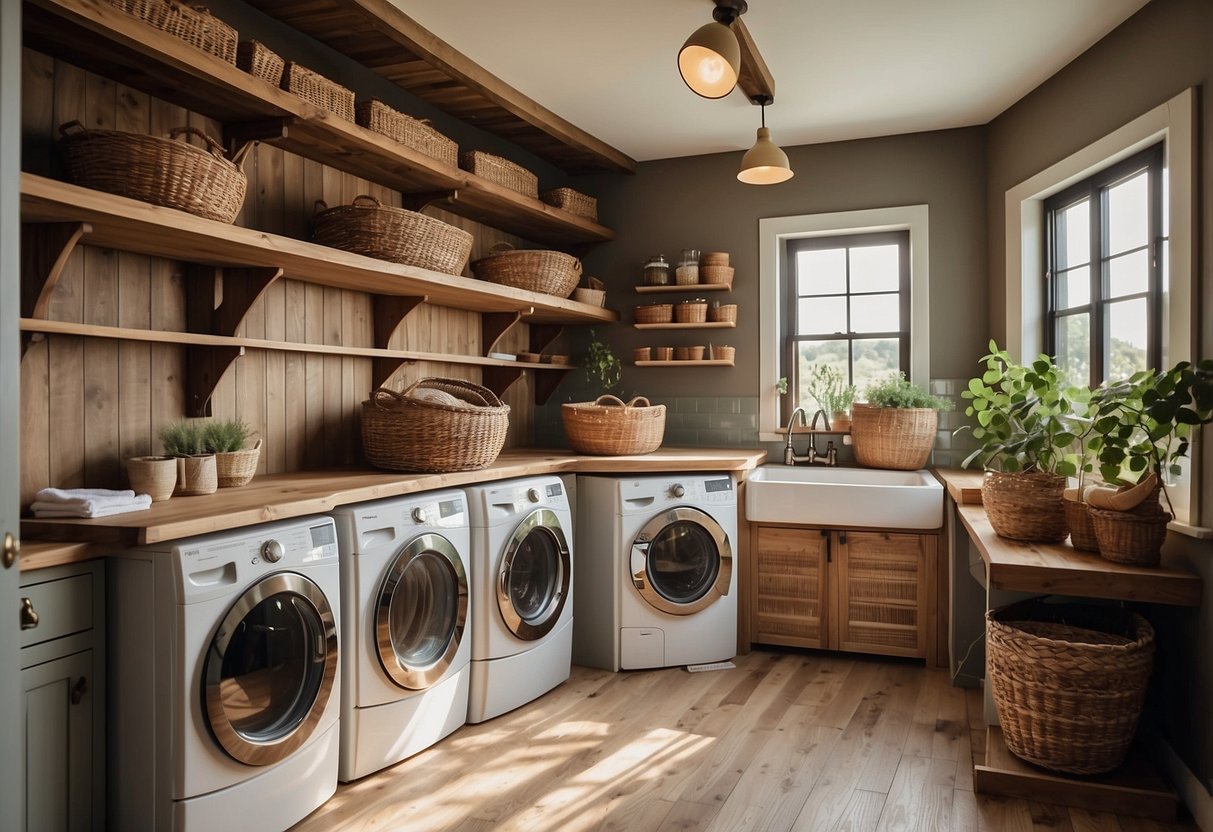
19 597 39 630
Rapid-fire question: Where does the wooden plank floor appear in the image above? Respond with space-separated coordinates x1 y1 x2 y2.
291 649 1199 832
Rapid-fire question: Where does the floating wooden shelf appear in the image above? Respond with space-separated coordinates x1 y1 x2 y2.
635 283 732 294
633 321 736 330
23 0 615 247
633 359 735 367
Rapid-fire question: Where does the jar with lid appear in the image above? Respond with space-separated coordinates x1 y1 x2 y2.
643 255 670 286
676 248 701 285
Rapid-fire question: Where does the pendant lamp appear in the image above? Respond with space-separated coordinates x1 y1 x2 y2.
738 97 793 185
678 1 747 99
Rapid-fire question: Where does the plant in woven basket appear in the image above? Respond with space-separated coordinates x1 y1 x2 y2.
563 331 666 456
863 372 953 411
159 420 208 457
848 372 952 470
158 420 217 496
202 419 253 453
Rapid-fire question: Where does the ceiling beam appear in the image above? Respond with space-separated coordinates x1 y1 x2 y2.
732 17 775 103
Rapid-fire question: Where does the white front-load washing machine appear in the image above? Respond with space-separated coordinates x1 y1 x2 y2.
464 475 573 723
574 473 737 671
107 515 341 831
330 489 470 781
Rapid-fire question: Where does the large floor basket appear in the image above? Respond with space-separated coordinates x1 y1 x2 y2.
986 599 1155 775
562 395 665 456
361 380 509 473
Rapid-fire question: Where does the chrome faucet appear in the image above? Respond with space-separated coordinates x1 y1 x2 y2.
784 406 838 466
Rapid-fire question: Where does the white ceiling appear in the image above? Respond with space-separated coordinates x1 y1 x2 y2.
401 0 1151 163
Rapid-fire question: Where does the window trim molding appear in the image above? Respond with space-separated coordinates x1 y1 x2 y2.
758 205 930 442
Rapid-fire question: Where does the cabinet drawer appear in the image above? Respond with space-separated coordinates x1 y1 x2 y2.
19 573 94 649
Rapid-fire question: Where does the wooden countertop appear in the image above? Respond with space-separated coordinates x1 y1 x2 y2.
20 447 766 555
935 469 1202 607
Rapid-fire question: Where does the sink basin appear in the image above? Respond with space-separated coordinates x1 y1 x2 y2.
745 465 943 529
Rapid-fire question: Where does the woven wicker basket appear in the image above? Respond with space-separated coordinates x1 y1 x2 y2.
361 380 509 473
174 454 217 496
708 303 737 324
986 599 1155 775
541 187 597 221
282 62 355 121
711 345 736 362
126 455 177 502
471 243 581 298
311 195 473 274
982 470 1068 542
1089 506 1171 567
356 100 458 168
460 151 538 198
107 0 237 63
59 121 250 223
236 40 284 85
215 439 261 488
562 395 665 456
848 404 937 470
702 264 734 285
674 301 708 323
635 303 673 324
572 277 605 307
1064 498 1100 552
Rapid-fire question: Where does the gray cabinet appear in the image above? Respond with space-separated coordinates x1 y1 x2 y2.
19 560 104 832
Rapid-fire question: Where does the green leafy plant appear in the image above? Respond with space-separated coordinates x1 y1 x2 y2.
203 419 253 453
804 364 856 415
863 372 953 411
583 330 621 392
159 420 208 457
775 377 788 396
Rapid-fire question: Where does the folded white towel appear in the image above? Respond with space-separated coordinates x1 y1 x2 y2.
31 489 152 518
34 487 138 504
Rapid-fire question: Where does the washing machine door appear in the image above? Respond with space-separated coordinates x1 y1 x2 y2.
376 533 468 690
202 572 338 766
497 508 570 641
631 507 732 616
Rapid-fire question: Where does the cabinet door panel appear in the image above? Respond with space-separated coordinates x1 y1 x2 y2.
834 532 927 658
23 650 94 832
753 526 829 649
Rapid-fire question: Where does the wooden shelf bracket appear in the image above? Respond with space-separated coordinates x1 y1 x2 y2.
20 221 90 320
401 189 460 213
482 310 528 357
186 344 245 417
369 293 427 388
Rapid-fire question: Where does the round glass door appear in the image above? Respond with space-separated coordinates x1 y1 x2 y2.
376 533 468 690
497 509 570 640
203 573 338 766
631 508 732 616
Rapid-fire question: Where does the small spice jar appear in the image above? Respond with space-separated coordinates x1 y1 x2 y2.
643 255 670 286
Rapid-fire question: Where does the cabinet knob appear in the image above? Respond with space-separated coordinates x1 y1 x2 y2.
2 532 18 569
19 597 39 630
70 676 88 706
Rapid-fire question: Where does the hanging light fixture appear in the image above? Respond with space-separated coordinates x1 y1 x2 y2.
738 95 793 185
677 0 748 99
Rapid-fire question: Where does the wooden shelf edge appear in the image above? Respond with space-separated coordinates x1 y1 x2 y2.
634 283 733 294
633 321 736 330
634 359 736 367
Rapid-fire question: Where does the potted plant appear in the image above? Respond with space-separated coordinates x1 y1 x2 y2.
803 364 857 432
203 419 262 488
159 420 217 496
561 331 665 455
850 371 952 470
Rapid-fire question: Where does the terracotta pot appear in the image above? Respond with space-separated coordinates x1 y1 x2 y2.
126 455 177 502
175 454 218 496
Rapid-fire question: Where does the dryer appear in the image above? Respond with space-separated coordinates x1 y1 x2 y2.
574 474 737 671
330 489 470 781
107 516 341 831
464 476 573 723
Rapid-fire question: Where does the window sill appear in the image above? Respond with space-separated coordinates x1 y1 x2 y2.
1168 520 1213 540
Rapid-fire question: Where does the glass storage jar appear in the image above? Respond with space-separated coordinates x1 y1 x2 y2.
643 255 670 286
676 248 701 284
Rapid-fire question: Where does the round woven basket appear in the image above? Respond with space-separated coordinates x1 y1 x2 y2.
986 599 1155 775
126 456 177 502
1089 506 1171 567
848 405 937 470
1063 498 1100 552
215 439 262 488
311 195 473 275
982 470 1068 542
174 454 218 497
471 243 581 298
58 121 250 223
361 379 509 473
562 395 665 456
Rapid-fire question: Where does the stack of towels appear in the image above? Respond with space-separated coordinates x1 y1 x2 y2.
31 488 153 519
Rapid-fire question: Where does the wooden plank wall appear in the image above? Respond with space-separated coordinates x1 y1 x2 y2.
19 49 548 507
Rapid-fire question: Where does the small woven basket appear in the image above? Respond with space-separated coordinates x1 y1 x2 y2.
281 62 354 121
982 470 1068 543
126 455 177 502
236 40 284 86
106 0 237 63
58 121 250 223
562 395 665 456
572 277 606 307
674 300 708 323
635 303 673 324
460 151 538 198
702 251 730 266
711 345 736 362
215 439 261 488
361 380 509 473
1089 506 1171 567
471 243 581 298
356 100 458 168
541 187 597 221
848 405 937 470
708 303 737 323
702 264 734 285
986 599 1155 775
311 195 473 274
1064 498 1101 552
174 454 217 496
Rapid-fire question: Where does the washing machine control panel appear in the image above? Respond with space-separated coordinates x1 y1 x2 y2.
411 507 428 524
261 539 285 562
670 484 686 498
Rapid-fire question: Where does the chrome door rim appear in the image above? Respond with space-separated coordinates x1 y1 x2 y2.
496 508 570 640
376 533 468 690
631 507 732 616
203 572 338 766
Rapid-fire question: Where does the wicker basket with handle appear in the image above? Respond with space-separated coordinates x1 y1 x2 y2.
356 100 458 168
58 121 250 223
460 151 539 198
1088 506 1171 567
471 243 581 298
215 438 262 488
361 380 509 473
236 40 284 85
540 187 597 221
981 470 1068 543
106 0 237 63
986 599 1155 775
562 395 666 456
311 195 473 274
281 61 355 121
848 404 937 470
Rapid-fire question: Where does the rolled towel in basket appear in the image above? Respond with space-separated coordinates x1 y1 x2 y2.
31 487 153 518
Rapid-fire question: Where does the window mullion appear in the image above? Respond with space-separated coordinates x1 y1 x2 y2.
1090 184 1104 386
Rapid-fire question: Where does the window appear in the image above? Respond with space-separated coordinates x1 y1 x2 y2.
1044 144 1165 388
783 231 910 420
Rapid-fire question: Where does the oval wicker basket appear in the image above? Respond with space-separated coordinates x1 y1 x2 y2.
986 599 1155 775
361 380 509 473
1089 505 1171 567
311 195 473 275
58 120 250 223
982 470 1068 542
215 439 262 488
471 243 581 298
562 395 665 456
1063 498 1100 552
848 404 937 470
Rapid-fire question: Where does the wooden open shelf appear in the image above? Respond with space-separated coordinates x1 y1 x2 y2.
23 0 615 247
635 283 732 294
633 321 736 330
634 359 735 367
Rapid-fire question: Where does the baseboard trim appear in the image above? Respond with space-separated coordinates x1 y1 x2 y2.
1148 732 1212 830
